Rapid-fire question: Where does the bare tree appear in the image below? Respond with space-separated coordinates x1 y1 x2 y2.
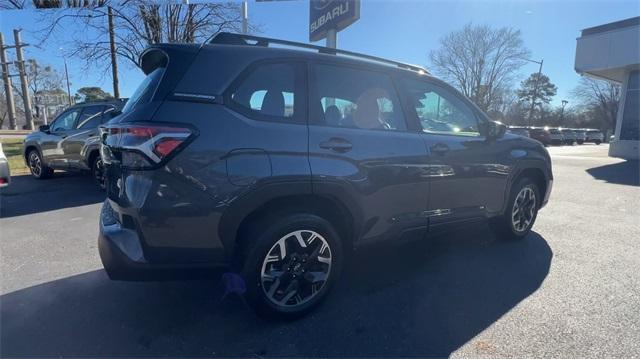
1 0 108 9
36 2 250 75
9 60 63 104
27 60 65 97
571 77 621 133
429 23 530 113
0 0 27 9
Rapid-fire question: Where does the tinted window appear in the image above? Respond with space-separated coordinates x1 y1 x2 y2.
401 78 478 135
310 64 406 131
122 67 164 114
76 106 104 129
230 63 299 121
51 109 80 131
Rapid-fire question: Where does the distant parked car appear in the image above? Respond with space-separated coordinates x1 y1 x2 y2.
22 100 125 189
507 126 530 137
528 127 552 146
547 128 565 145
561 129 576 145
0 142 10 188
585 129 604 144
573 129 587 144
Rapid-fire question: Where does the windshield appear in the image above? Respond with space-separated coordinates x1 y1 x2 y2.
121 67 165 113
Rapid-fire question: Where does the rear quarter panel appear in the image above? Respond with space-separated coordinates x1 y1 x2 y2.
141 101 312 260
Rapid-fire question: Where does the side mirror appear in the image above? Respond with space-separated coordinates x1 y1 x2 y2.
39 124 50 133
109 109 122 118
485 121 507 139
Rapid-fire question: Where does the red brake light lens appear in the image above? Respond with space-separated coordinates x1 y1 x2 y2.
153 139 183 158
101 123 194 169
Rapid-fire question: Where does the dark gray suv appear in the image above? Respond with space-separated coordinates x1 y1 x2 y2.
99 33 553 317
23 100 125 188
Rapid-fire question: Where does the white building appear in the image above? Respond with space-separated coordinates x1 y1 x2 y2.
575 16 639 160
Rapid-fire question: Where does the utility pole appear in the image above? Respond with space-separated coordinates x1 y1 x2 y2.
108 6 120 99
560 99 568 125
526 58 543 127
13 29 34 130
0 32 17 130
241 1 248 35
63 59 71 105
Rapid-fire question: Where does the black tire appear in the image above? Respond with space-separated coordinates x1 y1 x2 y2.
238 213 343 319
27 149 53 179
490 177 540 241
595 140 601 145
91 155 106 190
577 140 584 145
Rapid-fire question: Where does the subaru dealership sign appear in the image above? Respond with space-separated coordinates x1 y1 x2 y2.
309 0 360 42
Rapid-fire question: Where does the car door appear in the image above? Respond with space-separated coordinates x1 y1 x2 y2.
63 105 104 169
307 63 430 243
40 107 82 169
398 77 511 226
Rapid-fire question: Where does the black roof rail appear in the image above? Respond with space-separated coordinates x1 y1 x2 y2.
206 32 429 75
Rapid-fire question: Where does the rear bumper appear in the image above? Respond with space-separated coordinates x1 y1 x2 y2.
98 201 154 280
98 201 225 281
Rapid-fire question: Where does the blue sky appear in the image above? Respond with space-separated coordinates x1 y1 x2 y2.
1 0 639 108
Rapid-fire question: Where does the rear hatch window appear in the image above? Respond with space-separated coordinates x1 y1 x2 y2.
121 67 165 114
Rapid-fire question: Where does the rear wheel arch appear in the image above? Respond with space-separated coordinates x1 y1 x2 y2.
24 145 39 163
87 149 100 168
230 193 356 268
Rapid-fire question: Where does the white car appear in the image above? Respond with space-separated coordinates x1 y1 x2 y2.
547 128 565 145
585 129 604 145
0 142 11 187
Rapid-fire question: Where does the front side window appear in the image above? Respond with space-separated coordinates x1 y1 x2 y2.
76 106 104 129
230 63 299 121
401 78 479 136
310 64 406 131
51 108 80 131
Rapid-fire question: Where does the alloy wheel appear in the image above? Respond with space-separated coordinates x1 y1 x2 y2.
260 230 332 308
29 151 42 177
511 186 536 233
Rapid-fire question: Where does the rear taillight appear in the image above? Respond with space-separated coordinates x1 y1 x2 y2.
100 123 195 169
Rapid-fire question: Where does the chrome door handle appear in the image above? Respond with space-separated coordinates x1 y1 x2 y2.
319 138 353 153
430 143 450 155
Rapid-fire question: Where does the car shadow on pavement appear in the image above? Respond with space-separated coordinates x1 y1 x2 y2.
0 172 105 218
0 225 552 357
586 160 640 186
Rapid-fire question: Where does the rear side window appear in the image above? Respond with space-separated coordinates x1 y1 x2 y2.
309 64 406 131
229 62 302 122
122 67 164 114
76 105 104 129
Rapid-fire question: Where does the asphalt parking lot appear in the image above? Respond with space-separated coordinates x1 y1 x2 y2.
1 144 639 357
